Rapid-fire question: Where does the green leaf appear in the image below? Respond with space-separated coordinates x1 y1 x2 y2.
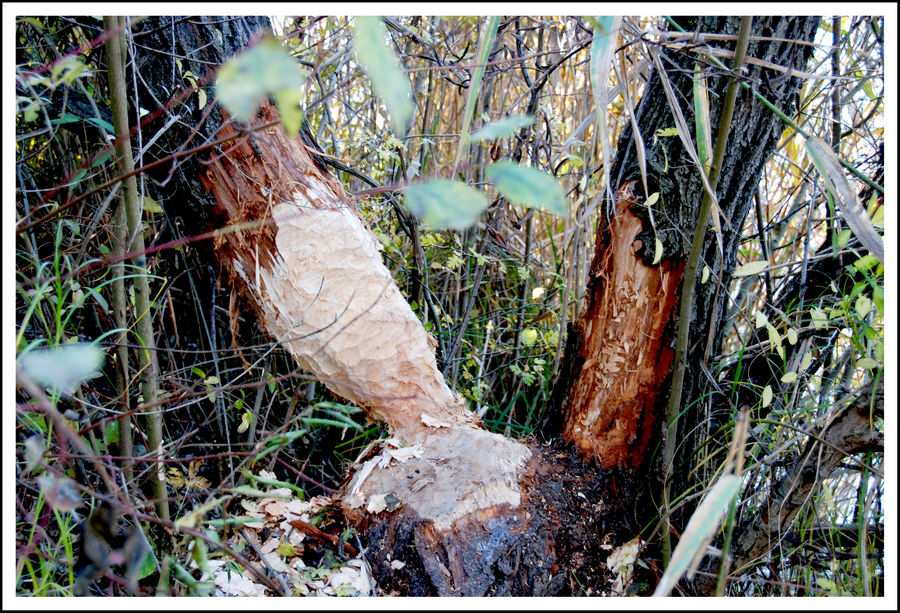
136 546 158 580
141 196 163 215
811 308 828 329
781 371 797 384
204 375 219 404
701 265 710 284
761 385 773 408
226 485 291 499
487 160 567 217
653 475 741 596
18 343 104 394
457 16 501 153
403 179 488 230
215 36 306 135
800 351 812 371
273 89 303 136
693 63 712 172
91 151 113 168
786 328 798 345
237 411 252 434
520 328 538 346
300 416 363 431
856 357 877 370
854 295 871 319
836 228 853 248
353 17 414 135
755 311 768 329
766 323 783 361
733 260 768 278
853 254 879 273
869 194 884 229
468 115 535 142
51 56 90 86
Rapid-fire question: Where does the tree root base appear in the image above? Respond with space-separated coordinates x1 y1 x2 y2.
343 437 651 596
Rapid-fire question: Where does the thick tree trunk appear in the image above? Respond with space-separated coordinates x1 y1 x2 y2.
554 17 820 476
202 104 561 596
131 16 596 596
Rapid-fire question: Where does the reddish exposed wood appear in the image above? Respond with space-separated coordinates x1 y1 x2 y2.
562 183 685 467
199 103 347 272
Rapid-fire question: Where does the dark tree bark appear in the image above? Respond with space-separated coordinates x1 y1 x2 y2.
552 16 820 476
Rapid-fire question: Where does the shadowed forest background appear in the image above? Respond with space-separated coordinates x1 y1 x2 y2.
9 12 890 599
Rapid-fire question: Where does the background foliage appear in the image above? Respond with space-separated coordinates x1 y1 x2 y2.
11 14 886 597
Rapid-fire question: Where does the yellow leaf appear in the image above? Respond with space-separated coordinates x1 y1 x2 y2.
766 323 784 362
652 238 663 265
520 328 538 346
811 308 828 329
733 260 768 278
755 311 768 329
855 295 871 319
856 357 877 370
781 371 797 384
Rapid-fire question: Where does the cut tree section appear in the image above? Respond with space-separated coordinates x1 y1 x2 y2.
562 182 685 467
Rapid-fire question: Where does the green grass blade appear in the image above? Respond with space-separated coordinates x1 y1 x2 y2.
453 16 501 171
653 474 741 596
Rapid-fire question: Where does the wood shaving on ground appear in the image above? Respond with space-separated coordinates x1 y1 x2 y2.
192 471 374 596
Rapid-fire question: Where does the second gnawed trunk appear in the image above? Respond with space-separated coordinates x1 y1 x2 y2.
560 182 684 467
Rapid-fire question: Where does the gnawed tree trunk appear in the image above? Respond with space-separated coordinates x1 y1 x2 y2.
558 182 685 467
132 18 604 595
201 105 552 595
552 16 820 474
